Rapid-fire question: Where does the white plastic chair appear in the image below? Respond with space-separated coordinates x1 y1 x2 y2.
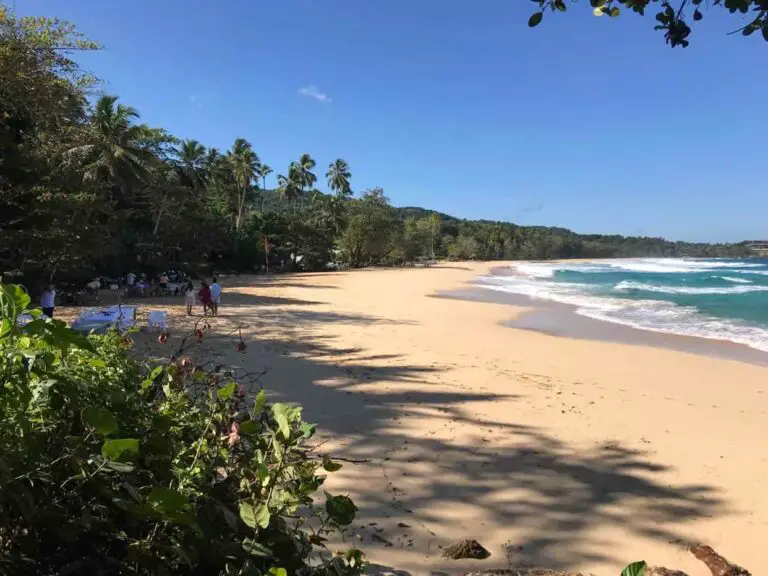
147 310 168 331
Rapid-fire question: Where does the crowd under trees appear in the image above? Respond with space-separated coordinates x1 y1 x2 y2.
0 6 752 294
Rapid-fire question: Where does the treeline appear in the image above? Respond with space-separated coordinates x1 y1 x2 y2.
0 8 751 293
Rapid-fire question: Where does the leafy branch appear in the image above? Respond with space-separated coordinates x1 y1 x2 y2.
527 0 768 46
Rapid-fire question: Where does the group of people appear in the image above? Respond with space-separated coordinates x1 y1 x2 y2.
125 271 180 297
38 273 223 320
185 277 223 317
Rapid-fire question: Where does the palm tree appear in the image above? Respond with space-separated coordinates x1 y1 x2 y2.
276 173 301 206
295 153 316 208
258 163 273 191
257 163 273 213
64 95 153 202
227 138 260 233
326 159 352 197
276 169 305 267
176 139 207 191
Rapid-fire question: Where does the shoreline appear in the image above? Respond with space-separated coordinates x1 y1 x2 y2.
465 260 768 366
436 285 768 367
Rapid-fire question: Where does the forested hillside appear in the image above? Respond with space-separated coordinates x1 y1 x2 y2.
0 7 751 293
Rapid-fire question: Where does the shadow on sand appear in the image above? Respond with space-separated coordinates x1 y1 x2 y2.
135 287 725 575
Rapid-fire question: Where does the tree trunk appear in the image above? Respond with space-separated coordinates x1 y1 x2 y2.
153 194 166 236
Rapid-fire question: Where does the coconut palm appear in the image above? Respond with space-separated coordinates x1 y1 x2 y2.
276 172 301 206
257 163 273 191
64 95 153 201
226 138 260 233
257 163 273 213
326 159 352 197
294 153 316 207
176 139 207 190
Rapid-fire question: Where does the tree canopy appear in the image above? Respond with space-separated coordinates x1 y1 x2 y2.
528 0 768 47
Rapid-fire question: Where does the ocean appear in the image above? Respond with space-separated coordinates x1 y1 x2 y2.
478 258 768 353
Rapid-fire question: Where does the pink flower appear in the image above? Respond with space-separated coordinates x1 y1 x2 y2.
227 422 240 447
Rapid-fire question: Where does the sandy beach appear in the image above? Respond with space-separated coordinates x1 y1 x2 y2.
132 262 768 575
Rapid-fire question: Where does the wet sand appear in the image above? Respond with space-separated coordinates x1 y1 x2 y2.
437 286 768 367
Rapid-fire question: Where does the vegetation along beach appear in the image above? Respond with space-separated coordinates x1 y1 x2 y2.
2 1 767 575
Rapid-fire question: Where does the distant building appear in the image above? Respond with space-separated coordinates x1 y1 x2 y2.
743 241 768 255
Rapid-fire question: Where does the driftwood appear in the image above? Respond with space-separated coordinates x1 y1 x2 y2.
462 544 750 576
688 545 750 576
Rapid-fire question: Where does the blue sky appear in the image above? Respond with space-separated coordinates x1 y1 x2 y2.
17 0 768 242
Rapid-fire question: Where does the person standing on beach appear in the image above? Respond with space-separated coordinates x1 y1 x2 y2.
40 284 56 318
126 271 136 296
184 281 196 316
209 276 222 316
199 281 212 316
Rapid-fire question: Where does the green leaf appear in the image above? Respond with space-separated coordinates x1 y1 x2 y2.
241 538 273 557
762 23 768 41
0 284 31 315
146 486 193 525
240 501 271 529
693 9 702 20
102 438 139 462
239 501 257 528
325 493 357 526
269 569 287 576
621 561 648 576
253 389 267 413
300 421 316 439
82 407 119 436
147 486 187 511
257 462 270 486
272 403 291 439
323 457 342 472
528 11 543 27
150 365 163 380
218 382 237 401
254 503 271 528
239 420 260 435
609 6 620 17
0 318 11 339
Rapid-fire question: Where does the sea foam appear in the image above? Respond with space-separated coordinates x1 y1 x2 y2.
479 258 768 353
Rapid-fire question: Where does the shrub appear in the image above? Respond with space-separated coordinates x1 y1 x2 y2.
0 283 364 575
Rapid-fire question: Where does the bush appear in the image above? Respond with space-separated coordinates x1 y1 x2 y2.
0 283 364 575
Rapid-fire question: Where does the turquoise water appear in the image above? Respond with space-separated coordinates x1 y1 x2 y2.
479 258 768 352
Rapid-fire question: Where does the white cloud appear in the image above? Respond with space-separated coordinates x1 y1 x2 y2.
298 85 332 103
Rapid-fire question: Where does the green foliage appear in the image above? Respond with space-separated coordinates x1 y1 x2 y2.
529 0 768 47
621 560 648 576
0 282 364 575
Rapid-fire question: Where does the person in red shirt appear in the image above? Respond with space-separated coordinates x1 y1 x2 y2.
198 281 213 316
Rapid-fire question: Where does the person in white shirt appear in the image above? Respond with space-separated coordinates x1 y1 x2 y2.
184 282 196 316
209 277 222 316
40 284 56 318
